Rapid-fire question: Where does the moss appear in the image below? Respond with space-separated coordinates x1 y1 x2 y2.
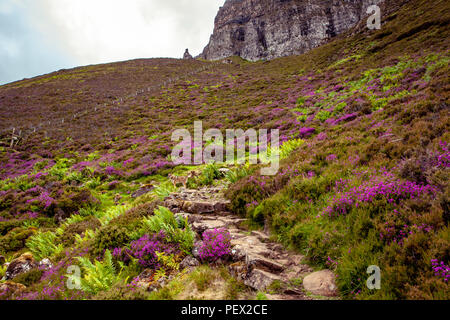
0 228 37 254
60 216 101 246
0 220 23 236
90 201 161 257
12 268 44 287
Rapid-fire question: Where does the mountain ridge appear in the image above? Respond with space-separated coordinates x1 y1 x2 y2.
201 0 388 61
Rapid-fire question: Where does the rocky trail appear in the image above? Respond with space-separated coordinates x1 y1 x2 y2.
1 181 339 300
164 184 339 300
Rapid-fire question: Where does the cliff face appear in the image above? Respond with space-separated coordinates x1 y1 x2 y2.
201 0 381 61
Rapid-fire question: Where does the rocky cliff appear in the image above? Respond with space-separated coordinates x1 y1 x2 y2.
201 0 382 61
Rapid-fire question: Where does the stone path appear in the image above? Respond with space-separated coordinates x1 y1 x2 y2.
164 185 338 300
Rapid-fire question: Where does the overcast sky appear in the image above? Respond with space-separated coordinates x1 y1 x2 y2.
0 0 225 85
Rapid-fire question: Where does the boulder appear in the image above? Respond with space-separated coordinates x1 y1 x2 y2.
184 201 216 214
230 245 247 262
244 269 282 291
5 252 38 280
302 270 338 297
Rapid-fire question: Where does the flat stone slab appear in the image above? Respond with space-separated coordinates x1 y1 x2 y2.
244 268 282 291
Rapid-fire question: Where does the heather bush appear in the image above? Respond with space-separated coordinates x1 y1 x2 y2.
0 220 23 236
112 232 180 269
60 216 101 246
93 281 150 300
0 227 36 254
54 188 98 218
91 224 130 258
198 228 232 262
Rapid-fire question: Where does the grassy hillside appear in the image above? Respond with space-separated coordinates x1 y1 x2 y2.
0 0 448 300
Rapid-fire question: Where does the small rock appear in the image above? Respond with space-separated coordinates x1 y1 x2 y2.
180 256 200 269
5 252 38 280
302 270 338 297
192 241 203 260
230 245 247 262
218 168 230 175
39 258 53 271
192 220 227 235
132 185 154 198
134 269 155 291
228 261 248 281
0 281 27 295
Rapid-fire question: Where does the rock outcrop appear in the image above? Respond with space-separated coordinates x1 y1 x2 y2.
183 49 193 60
201 0 383 61
4 252 37 280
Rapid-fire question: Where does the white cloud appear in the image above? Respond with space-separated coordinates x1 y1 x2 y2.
0 0 225 84
21 0 224 64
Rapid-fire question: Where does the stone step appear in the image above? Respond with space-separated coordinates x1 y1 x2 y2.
165 199 231 214
244 268 282 291
251 230 270 242
247 255 285 273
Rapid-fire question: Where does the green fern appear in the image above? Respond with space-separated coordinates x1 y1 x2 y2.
26 231 64 261
141 206 195 254
225 165 252 183
96 204 132 226
0 264 7 279
198 163 221 186
153 181 177 200
23 220 40 229
69 249 124 295
74 229 96 246
279 138 304 159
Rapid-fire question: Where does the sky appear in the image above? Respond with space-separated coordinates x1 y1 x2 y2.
0 0 225 85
